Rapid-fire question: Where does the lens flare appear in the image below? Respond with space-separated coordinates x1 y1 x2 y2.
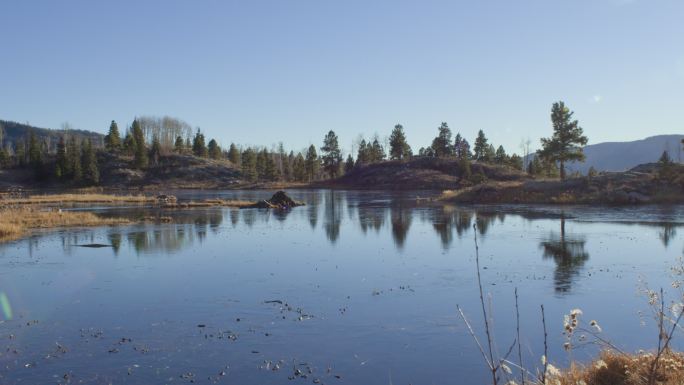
0 292 12 320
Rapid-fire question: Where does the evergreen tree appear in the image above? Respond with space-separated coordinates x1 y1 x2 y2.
321 130 342 178
458 155 472 180
261 149 277 181
192 129 208 157
123 130 136 156
174 136 185 154
293 153 307 182
228 143 240 165
344 154 355 173
132 120 148 168
28 131 43 175
0 147 9 169
370 137 386 162
55 136 68 180
241 148 258 182
104 120 122 153
356 139 370 165
81 138 100 184
473 130 489 161
283 150 294 181
527 155 541 176
509 154 523 170
256 149 267 179
495 145 507 164
68 137 82 182
150 135 162 165
657 151 675 181
208 139 221 159
431 122 453 157
15 139 26 167
537 101 588 180
389 124 412 160
305 144 319 181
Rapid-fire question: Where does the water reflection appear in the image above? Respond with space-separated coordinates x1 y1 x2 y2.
539 216 589 294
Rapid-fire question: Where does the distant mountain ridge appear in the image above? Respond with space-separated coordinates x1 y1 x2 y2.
523 134 683 174
0 119 103 152
567 134 684 173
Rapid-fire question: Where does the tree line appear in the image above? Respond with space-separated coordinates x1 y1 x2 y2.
2 101 679 186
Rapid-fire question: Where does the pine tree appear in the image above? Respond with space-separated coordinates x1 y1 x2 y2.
81 138 100 184
356 139 369 165
241 148 258 181
370 137 386 163
208 139 221 159
132 120 148 168
228 143 240 165
150 135 162 165
261 149 277 181
537 101 588 180
28 131 43 176
15 140 26 167
174 136 185 154
68 137 82 182
431 122 453 157
389 124 412 160
657 151 675 181
55 136 68 180
509 154 523 170
123 130 136 156
495 145 507 164
344 154 355 173
293 153 307 182
104 120 122 153
321 130 342 178
473 130 489 161
305 144 319 181
192 129 208 157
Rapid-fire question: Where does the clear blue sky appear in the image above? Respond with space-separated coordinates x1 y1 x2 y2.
1 0 682 155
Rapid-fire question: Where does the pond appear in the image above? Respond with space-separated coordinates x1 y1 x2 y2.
1 190 683 384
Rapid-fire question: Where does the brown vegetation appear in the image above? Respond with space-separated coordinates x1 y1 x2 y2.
440 166 684 204
0 193 154 205
550 350 684 385
0 207 131 242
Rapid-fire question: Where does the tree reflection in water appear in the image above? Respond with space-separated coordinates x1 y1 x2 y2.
539 215 589 294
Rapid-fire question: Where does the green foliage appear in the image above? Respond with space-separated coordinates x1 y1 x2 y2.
509 154 523 170
389 124 412 161
241 147 258 182
256 149 277 181
454 133 471 160
305 144 319 181
356 139 369 164
370 138 386 162
132 120 148 168
55 136 68 180
208 139 221 160
104 120 122 153
174 136 184 154
657 151 676 181
494 145 507 164
81 138 99 184
150 135 162 165
192 129 208 158
431 122 453 157
473 130 489 161
537 101 588 180
67 137 82 182
123 130 136 156
15 140 26 167
28 131 43 173
0 147 9 169
344 154 355 174
228 143 240 165
321 130 342 178
293 152 307 182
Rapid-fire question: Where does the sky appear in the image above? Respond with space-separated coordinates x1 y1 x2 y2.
1 0 683 155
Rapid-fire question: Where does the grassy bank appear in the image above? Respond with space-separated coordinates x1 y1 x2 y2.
0 208 131 242
0 193 154 205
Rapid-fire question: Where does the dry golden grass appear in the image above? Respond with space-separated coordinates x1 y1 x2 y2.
0 193 154 205
550 350 684 385
0 208 131 242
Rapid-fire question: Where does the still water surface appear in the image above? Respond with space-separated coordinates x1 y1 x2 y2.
1 190 683 384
